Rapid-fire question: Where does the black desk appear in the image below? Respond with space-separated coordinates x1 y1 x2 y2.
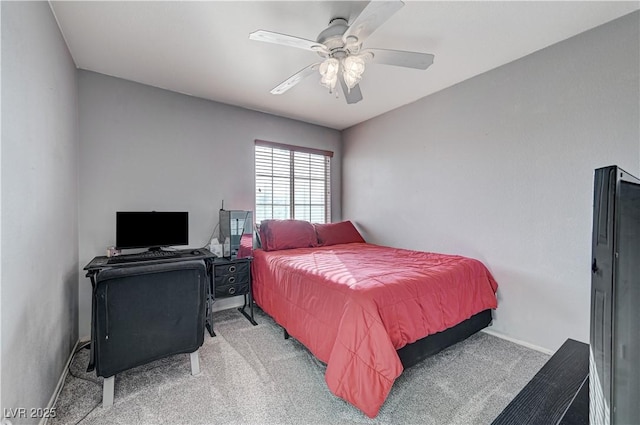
85 250 255 342
84 248 216 271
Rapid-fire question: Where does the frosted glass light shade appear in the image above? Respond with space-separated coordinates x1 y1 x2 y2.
342 55 366 89
319 58 340 93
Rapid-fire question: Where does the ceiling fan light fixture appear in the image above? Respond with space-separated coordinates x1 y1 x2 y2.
319 58 340 93
250 0 434 104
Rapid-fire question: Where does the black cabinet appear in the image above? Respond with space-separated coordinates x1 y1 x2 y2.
213 259 250 297
206 257 257 336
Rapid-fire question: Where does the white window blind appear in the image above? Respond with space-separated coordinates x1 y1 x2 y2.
255 140 332 225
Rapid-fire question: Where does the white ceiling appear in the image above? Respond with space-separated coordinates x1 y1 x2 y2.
50 1 639 130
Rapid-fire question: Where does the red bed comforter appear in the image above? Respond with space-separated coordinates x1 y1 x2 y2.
251 242 498 417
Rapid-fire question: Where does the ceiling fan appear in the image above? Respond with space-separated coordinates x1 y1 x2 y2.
249 0 434 104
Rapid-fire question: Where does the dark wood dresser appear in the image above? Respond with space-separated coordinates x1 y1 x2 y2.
492 338 589 425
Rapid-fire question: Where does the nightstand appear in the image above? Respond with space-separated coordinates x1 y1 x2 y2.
206 256 257 336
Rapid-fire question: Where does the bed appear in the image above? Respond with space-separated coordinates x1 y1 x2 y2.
251 219 499 418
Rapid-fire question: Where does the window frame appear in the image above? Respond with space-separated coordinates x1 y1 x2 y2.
254 139 333 224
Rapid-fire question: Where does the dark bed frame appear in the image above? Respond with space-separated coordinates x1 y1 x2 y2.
397 309 493 368
282 308 493 369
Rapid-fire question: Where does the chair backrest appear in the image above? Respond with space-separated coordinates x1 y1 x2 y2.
94 260 207 377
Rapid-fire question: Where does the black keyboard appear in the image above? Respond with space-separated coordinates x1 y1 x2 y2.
107 250 179 264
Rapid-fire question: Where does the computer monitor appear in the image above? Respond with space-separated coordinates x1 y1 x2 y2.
116 211 188 250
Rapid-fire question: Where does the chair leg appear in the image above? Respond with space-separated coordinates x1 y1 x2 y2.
190 350 201 375
103 376 115 407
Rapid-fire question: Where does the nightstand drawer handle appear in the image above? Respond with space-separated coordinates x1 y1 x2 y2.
229 265 237 273
228 276 236 284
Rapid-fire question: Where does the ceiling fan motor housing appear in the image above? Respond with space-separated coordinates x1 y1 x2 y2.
317 18 353 57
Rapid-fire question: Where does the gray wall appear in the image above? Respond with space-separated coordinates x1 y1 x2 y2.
1 2 79 421
342 12 640 352
77 71 342 338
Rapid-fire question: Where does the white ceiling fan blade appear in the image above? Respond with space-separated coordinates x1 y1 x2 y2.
339 73 363 104
270 63 320 95
342 0 404 45
366 48 434 70
250 30 328 54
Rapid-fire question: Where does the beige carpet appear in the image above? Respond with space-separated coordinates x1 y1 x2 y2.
50 308 549 425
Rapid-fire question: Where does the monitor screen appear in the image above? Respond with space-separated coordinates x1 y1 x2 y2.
116 211 188 249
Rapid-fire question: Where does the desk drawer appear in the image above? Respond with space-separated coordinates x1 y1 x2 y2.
215 282 250 297
214 262 249 276
214 272 249 287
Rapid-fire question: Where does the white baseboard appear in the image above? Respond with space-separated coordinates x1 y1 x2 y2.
481 328 554 356
40 339 82 425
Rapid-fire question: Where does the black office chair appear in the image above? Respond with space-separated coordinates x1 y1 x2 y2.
92 260 207 406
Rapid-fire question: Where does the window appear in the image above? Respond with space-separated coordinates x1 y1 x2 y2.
255 140 332 225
